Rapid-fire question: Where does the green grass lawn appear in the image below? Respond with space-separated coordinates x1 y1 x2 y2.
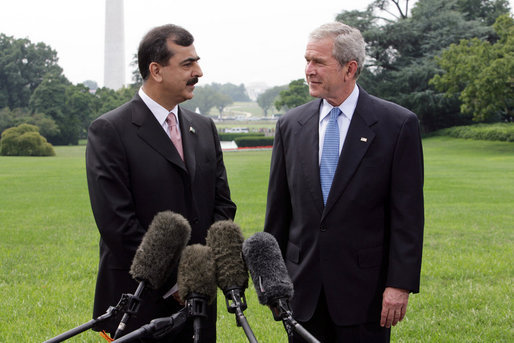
0 137 512 342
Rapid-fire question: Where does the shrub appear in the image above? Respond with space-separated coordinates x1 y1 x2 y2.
0 124 55 156
218 132 265 141
434 123 514 142
234 136 274 148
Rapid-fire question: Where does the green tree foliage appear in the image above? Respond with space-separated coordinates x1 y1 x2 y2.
0 123 54 156
182 84 237 115
211 83 250 102
0 35 141 145
0 107 60 140
29 73 75 144
257 85 287 116
0 34 63 109
182 85 218 114
336 0 510 132
274 79 314 111
213 93 233 118
431 14 513 122
456 0 511 25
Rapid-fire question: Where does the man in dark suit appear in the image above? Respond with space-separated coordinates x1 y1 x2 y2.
86 24 236 342
264 22 424 343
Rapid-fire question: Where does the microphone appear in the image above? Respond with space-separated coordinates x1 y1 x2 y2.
206 220 258 343
242 232 320 343
177 244 217 343
113 211 192 339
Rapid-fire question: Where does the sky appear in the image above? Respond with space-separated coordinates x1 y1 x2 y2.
0 0 373 89
1 0 512 90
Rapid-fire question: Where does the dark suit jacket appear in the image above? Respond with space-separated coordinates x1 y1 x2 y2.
264 86 424 326
86 94 236 334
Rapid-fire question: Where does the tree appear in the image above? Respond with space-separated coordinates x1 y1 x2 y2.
274 79 314 111
211 83 250 102
29 74 101 144
257 85 287 116
430 14 513 122
182 84 236 115
0 107 59 140
336 0 510 132
0 34 63 109
0 123 54 156
130 53 143 88
213 93 233 119
456 0 511 25
182 85 218 114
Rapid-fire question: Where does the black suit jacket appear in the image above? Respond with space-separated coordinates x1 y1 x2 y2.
264 86 424 326
86 94 236 334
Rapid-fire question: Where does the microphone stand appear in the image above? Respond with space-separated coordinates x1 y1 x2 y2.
111 307 188 343
270 298 320 343
224 288 259 343
186 293 209 343
43 293 134 343
113 281 145 339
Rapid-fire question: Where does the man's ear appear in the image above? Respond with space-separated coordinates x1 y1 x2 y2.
148 62 163 82
345 60 359 80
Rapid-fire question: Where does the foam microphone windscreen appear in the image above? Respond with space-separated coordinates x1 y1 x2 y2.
177 244 217 304
130 211 192 290
206 220 248 291
242 232 294 306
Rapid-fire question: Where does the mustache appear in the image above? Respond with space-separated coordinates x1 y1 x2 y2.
186 77 199 86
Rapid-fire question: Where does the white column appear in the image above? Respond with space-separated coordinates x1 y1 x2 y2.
104 0 125 90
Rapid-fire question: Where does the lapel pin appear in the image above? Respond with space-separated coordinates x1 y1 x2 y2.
189 126 196 134
360 137 368 142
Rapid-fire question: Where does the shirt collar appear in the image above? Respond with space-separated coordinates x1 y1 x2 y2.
138 87 179 125
319 85 359 123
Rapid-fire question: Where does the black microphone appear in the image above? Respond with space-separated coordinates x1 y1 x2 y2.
177 244 217 343
206 220 258 343
242 232 320 343
113 211 192 339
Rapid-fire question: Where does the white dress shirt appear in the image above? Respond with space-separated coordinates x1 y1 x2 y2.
318 85 359 165
138 87 180 139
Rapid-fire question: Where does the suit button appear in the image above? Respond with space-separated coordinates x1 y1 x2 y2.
193 218 199 224
320 225 327 232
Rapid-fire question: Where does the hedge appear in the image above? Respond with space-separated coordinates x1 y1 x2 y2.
434 123 514 142
218 132 265 141
234 136 274 148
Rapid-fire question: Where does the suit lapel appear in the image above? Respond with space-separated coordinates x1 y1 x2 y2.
131 95 187 173
178 107 197 182
322 88 377 219
298 99 324 216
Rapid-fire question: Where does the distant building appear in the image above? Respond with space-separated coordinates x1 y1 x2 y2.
104 0 125 90
246 82 269 101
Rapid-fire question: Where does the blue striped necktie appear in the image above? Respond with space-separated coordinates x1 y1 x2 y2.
320 107 342 205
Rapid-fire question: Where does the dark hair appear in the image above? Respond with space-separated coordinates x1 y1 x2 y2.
138 24 194 80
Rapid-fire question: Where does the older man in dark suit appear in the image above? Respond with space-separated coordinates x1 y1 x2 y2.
264 22 424 343
86 24 236 342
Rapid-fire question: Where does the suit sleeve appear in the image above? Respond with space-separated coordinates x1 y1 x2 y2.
264 119 292 254
86 117 145 264
209 119 237 222
386 113 424 293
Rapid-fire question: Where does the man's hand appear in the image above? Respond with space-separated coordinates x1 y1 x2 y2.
380 287 409 328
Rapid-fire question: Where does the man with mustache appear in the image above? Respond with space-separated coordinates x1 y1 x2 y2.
86 24 236 342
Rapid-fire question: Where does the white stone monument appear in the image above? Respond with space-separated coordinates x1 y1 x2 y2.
104 0 125 90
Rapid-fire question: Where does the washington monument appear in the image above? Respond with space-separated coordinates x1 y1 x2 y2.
104 0 125 90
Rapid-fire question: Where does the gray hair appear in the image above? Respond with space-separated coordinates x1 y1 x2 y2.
309 22 366 78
